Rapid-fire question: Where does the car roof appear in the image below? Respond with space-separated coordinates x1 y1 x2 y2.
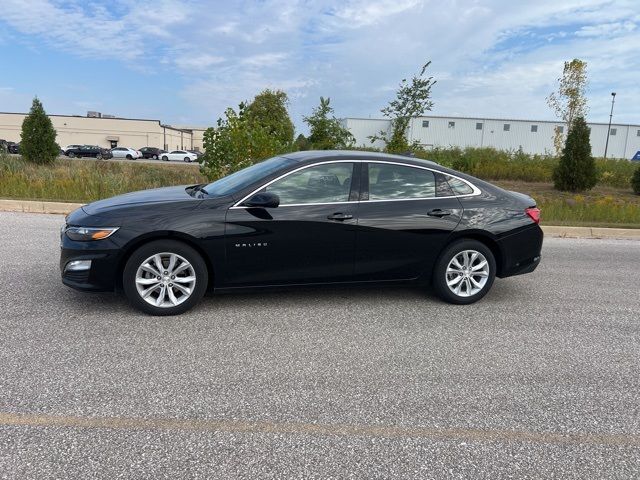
281 150 440 168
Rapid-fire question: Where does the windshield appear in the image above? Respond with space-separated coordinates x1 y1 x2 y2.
204 156 296 197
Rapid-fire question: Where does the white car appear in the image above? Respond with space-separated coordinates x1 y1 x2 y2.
110 147 141 160
161 150 198 162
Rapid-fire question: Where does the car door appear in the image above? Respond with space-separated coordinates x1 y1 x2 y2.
223 161 360 286
353 161 464 281
111 148 122 158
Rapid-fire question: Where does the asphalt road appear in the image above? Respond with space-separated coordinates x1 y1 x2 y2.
1 211 639 479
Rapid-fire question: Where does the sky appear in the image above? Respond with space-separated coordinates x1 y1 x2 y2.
0 0 638 132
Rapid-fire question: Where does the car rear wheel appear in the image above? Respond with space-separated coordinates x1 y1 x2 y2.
96 153 102 160
432 239 496 305
162 155 169 161
152 154 158 160
68 152 76 158
123 240 208 316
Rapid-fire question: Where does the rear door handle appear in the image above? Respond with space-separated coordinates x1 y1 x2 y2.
427 209 452 218
327 212 353 221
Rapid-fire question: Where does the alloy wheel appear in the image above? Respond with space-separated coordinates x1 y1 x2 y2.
445 250 490 297
135 252 196 308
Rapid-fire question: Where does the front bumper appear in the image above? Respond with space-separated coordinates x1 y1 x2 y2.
60 249 120 292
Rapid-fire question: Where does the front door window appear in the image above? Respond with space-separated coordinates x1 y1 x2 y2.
265 163 354 205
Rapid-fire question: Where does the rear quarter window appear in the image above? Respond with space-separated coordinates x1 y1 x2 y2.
446 176 474 195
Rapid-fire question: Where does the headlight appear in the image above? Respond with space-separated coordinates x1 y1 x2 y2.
65 226 119 241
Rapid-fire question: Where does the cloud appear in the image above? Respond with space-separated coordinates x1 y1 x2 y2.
328 0 422 28
0 0 192 61
175 54 226 70
0 0 639 127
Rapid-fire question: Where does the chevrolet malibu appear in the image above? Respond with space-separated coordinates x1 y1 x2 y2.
60 151 543 315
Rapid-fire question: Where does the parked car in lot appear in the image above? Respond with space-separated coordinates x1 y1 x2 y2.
60 150 543 316
110 147 141 160
63 145 83 153
65 145 113 159
139 147 166 160
7 142 20 154
161 150 198 162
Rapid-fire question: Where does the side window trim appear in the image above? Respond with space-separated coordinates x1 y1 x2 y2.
231 159 481 208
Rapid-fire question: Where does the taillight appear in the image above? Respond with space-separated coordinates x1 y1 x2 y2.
525 207 541 224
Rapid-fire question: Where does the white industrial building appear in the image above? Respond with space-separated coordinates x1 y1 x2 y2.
342 116 640 160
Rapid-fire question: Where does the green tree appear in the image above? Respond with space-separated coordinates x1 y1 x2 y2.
371 61 436 152
553 116 597 192
20 97 59 164
200 102 285 181
303 97 354 150
632 166 640 195
293 133 309 151
245 89 294 148
547 59 588 155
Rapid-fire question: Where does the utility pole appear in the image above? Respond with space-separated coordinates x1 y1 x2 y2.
603 92 616 159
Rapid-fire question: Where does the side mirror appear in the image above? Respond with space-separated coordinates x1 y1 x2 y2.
244 192 280 208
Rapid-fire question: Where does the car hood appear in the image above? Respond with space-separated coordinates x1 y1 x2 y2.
82 186 196 215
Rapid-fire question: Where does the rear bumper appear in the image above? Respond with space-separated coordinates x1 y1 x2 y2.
496 224 544 278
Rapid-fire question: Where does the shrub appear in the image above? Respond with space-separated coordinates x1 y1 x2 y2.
20 97 59 165
553 116 597 192
632 166 640 195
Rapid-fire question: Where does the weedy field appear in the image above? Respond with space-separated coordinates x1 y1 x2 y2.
1 151 639 227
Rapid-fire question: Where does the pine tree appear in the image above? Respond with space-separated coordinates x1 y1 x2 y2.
632 166 640 195
553 116 597 192
20 97 59 164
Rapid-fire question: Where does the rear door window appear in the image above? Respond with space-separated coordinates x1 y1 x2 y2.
367 163 435 200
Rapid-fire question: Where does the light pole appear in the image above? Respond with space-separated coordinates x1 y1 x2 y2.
603 92 616 159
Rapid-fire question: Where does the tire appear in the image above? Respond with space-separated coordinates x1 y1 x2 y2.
126 154 133 160
184 157 191 162
96 154 102 160
68 152 76 158
152 155 158 160
162 156 169 161
123 240 208 316
432 239 496 305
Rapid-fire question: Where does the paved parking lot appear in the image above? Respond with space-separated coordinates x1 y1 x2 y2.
1 211 639 478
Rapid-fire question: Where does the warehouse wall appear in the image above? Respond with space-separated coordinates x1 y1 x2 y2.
343 116 640 159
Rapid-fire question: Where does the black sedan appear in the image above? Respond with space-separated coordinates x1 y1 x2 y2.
139 147 166 159
7 141 20 154
65 145 113 159
60 151 543 315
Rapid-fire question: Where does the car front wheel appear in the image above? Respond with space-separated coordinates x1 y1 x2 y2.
123 240 208 315
432 239 496 305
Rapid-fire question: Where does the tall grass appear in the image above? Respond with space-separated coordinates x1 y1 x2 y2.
414 147 637 189
1 152 639 227
494 181 640 228
0 154 205 203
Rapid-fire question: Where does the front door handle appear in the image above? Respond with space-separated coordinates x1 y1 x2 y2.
427 208 452 218
327 212 353 221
